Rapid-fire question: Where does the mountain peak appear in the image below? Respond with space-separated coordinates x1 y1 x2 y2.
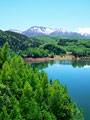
22 26 54 36
22 26 68 36
7 26 90 39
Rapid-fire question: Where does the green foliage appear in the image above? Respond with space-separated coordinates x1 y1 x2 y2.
20 47 49 58
20 38 90 58
0 43 84 120
0 42 10 68
32 36 58 43
57 39 90 57
43 43 66 55
0 30 42 51
49 80 72 120
50 33 90 39
1 30 90 58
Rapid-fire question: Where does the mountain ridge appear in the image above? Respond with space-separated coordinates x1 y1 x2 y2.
6 26 90 39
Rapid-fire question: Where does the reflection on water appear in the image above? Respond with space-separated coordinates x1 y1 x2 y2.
31 60 90 120
31 60 55 70
84 65 90 68
31 59 90 70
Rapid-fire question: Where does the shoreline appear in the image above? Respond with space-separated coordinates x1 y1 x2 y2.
23 57 54 63
23 55 74 63
23 55 90 63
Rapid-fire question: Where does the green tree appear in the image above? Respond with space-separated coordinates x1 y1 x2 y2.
50 80 73 120
0 43 85 120
20 81 41 120
0 42 10 68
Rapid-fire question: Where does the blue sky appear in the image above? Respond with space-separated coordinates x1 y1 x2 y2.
0 0 90 32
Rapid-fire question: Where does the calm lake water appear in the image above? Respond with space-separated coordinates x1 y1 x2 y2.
32 60 90 120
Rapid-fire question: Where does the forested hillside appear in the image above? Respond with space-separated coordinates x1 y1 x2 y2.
50 33 90 39
20 38 90 58
0 30 43 51
0 43 84 120
1 30 90 58
0 30 31 50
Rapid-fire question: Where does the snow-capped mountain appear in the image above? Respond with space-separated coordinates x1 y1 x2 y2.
7 26 90 39
50 28 69 35
22 26 68 36
22 26 54 36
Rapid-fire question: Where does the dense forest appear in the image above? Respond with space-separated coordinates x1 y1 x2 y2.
0 30 90 58
0 42 84 120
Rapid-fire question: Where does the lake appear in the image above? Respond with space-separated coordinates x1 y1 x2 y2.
32 60 90 120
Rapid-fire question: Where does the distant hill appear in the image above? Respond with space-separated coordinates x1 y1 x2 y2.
5 31 31 42
0 30 22 50
1 28 90 54
0 30 42 50
49 33 90 39
31 36 58 43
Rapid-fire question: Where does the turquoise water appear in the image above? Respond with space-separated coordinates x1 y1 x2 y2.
32 60 90 120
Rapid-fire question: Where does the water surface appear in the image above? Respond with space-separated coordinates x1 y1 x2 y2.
32 60 90 120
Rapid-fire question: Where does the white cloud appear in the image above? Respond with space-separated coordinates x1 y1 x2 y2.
77 28 90 35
